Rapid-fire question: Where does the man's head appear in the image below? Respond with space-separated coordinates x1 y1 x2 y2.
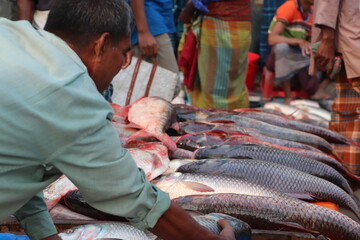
45 0 134 92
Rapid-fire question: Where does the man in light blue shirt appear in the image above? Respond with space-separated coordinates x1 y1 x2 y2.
0 0 234 239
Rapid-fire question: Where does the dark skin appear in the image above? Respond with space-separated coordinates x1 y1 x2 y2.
129 0 158 56
39 32 235 240
313 26 336 71
17 0 36 22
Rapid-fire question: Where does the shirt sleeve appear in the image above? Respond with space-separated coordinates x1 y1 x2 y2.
14 192 58 240
275 1 296 24
51 119 171 231
313 0 341 30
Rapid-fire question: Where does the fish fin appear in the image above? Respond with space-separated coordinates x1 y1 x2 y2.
170 122 180 131
182 181 215 192
275 221 322 236
153 132 178 151
283 192 318 202
126 130 153 142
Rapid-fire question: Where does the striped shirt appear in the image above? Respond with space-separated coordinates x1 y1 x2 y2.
269 0 313 41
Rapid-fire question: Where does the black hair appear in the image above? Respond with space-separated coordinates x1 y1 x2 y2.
44 0 134 48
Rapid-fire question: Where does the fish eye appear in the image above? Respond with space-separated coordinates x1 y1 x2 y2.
66 229 75 234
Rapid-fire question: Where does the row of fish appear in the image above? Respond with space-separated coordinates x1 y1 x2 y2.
41 97 360 239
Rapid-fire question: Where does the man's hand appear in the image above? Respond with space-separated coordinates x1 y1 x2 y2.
297 39 312 56
138 31 158 56
218 219 236 240
314 26 336 70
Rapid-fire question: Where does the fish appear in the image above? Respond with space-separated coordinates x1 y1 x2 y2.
173 193 360 240
193 144 353 195
176 159 360 218
174 129 351 178
178 121 322 153
43 175 78 210
263 102 329 127
189 213 251 240
120 97 178 151
297 105 331 121
200 112 334 153
173 104 212 122
126 141 170 180
233 108 359 147
50 204 95 221
63 190 127 221
290 99 321 108
152 172 294 201
59 222 157 240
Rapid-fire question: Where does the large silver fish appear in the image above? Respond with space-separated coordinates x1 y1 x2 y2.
59 222 157 240
201 112 334 154
178 121 323 153
152 172 293 201
176 159 360 219
194 144 353 195
173 193 360 240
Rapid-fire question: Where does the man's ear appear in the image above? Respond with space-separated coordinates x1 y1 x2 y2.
94 32 111 61
122 51 132 69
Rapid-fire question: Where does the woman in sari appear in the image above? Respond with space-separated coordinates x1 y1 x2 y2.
179 0 251 110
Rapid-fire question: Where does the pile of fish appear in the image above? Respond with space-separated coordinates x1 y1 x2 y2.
263 99 333 128
41 96 360 240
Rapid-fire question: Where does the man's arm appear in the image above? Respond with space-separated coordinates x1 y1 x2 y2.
14 192 59 240
150 202 235 240
312 0 340 69
17 0 35 22
129 0 158 56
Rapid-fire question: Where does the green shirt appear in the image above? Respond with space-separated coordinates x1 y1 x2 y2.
0 18 170 239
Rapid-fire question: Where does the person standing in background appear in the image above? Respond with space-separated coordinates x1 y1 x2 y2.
311 0 360 176
179 0 251 110
125 0 179 75
17 0 53 29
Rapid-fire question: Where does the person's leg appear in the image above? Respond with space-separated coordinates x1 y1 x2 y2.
311 76 333 100
330 67 360 176
282 79 292 104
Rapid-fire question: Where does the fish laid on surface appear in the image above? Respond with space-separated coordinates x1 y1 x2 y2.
126 142 170 181
194 144 353 195
201 112 334 154
290 99 321 108
63 190 127 221
297 105 331 121
173 193 360 240
44 175 77 210
174 129 349 178
263 102 329 128
59 222 157 240
188 213 251 240
50 204 95 221
152 172 294 201
233 108 359 147
178 121 322 152
120 97 178 151
176 159 360 218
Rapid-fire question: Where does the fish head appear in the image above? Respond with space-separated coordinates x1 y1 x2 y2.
59 224 103 240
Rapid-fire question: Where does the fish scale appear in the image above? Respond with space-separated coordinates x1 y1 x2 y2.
194 144 353 196
173 193 360 240
176 159 360 218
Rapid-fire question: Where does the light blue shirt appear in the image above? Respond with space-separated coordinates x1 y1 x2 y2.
0 18 170 239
